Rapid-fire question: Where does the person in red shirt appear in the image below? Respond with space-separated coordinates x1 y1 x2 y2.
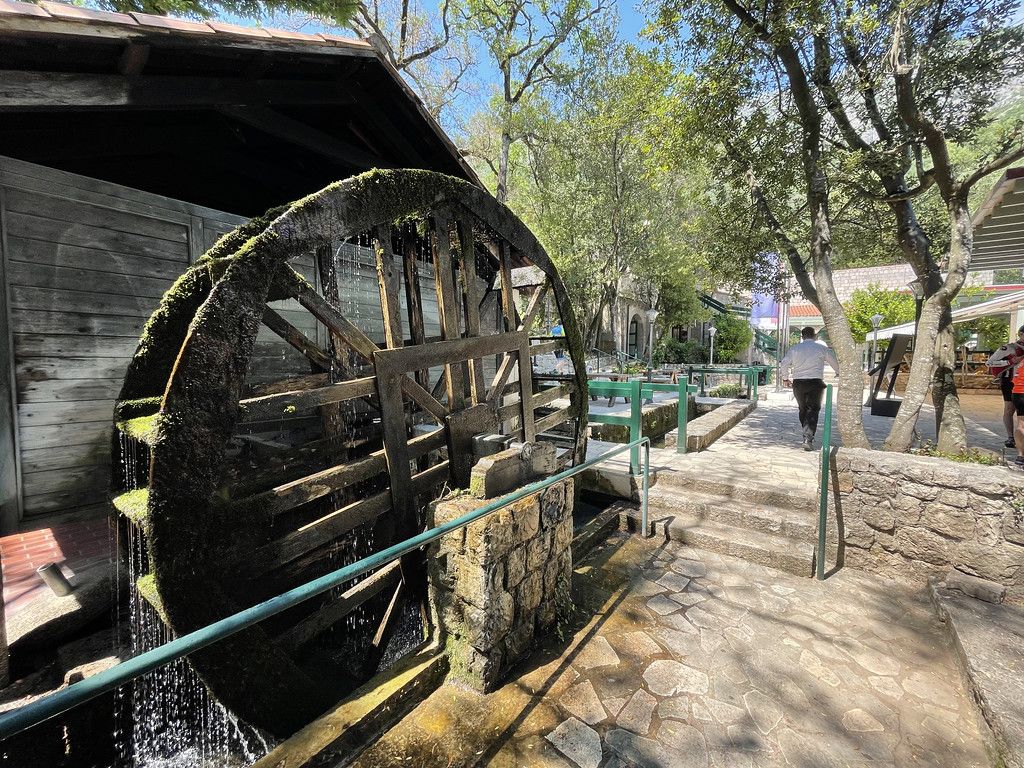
987 326 1024 448
1010 355 1024 469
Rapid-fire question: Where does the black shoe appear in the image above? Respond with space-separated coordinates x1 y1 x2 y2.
802 440 813 451
1012 457 1024 470
1006 438 1017 449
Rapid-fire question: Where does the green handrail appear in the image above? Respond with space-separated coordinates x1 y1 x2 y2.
817 384 834 580
586 379 642 472
0 437 652 741
676 384 698 454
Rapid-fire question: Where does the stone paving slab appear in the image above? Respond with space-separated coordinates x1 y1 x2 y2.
354 534 989 768
930 583 1024 768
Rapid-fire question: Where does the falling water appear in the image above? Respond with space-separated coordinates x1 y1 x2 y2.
113 433 271 768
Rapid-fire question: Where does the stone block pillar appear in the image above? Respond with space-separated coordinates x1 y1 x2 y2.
430 443 573 692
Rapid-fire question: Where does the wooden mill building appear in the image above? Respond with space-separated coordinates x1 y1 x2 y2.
0 1 482 532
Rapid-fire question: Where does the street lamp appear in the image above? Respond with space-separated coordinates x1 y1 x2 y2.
870 313 884 372
963 333 978 378
708 325 718 366
907 277 925 330
645 308 659 402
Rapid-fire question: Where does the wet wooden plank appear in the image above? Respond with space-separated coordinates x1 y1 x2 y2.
239 377 377 422
262 307 332 371
277 561 402 653
455 219 487 404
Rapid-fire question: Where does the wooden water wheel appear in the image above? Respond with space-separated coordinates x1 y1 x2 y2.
110 170 588 737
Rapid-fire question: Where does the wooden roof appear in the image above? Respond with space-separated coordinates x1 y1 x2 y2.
0 0 481 215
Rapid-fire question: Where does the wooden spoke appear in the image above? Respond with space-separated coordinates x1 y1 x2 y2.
276 561 402 653
402 230 429 389
535 406 573 435
431 212 466 412
487 352 517 402
295 281 379 360
239 377 376 422
236 428 445 518
529 337 566 357
456 219 486 404
517 342 537 443
534 383 570 409
373 225 404 350
497 240 516 332
261 307 332 371
518 282 549 332
246 373 329 398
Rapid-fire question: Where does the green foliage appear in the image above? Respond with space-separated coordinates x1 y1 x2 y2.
912 444 1002 466
654 339 707 365
100 0 358 24
994 268 1024 285
708 383 744 398
843 285 917 343
710 312 752 362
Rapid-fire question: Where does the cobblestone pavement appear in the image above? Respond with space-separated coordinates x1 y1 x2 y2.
512 540 988 768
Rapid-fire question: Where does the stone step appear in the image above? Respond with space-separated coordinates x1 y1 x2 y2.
654 513 816 578
647 487 836 543
654 466 817 512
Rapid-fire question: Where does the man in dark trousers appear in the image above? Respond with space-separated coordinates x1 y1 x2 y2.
781 326 839 451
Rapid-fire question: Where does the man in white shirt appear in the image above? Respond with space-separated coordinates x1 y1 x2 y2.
781 326 839 451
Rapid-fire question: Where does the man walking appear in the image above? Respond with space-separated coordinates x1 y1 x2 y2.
781 327 839 451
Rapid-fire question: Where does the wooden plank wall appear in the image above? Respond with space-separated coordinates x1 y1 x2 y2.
0 155 502 528
0 155 244 525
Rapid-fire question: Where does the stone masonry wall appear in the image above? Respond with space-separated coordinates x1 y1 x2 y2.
834 448 1024 603
430 448 574 692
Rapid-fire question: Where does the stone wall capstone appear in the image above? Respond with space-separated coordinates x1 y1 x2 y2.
834 447 1024 603
429 444 574 692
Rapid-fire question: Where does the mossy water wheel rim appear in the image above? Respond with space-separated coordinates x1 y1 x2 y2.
113 170 588 736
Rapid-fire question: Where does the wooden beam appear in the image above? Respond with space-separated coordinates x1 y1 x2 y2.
0 71 359 110
262 307 331 371
516 341 537 443
533 383 570 409
534 406 573 435
277 560 402 653
375 330 527 374
529 338 566 357
117 43 150 77
246 373 329 398
498 241 516 332
456 219 486 404
373 225 404 349
431 212 466 412
518 283 549 332
239 377 377 422
402 230 429 389
220 106 389 170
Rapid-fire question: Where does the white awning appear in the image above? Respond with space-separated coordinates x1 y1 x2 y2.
874 289 1024 340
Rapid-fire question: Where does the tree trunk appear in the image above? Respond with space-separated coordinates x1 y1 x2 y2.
812 256 871 448
886 199 973 451
497 131 511 204
933 308 967 452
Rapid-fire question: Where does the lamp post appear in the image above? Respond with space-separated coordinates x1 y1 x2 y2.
708 325 718 366
645 308 659 402
963 333 978 379
907 278 925 351
870 313 884 372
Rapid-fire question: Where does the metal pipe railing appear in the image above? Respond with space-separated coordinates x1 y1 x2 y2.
0 437 652 741
816 384 834 580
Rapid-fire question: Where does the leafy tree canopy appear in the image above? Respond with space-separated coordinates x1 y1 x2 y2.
843 285 916 343
710 312 752 362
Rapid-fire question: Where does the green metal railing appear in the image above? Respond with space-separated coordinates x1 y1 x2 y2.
588 379 643 473
816 384 834 580
685 366 760 399
0 437 652 742
588 378 699 461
